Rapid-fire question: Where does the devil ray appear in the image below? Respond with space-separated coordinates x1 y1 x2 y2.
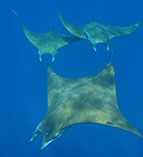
13 10 80 62
58 11 142 52
30 63 142 151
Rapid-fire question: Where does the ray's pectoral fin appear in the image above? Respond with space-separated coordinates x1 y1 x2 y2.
62 63 143 138
112 18 143 38
102 108 143 138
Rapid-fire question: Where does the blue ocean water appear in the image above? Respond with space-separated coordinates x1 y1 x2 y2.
1 0 143 156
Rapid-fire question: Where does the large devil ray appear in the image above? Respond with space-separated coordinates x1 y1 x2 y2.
13 10 80 62
58 11 142 51
30 63 142 151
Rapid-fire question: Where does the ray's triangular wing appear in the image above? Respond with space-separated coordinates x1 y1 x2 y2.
63 64 142 137
104 20 142 38
58 10 85 38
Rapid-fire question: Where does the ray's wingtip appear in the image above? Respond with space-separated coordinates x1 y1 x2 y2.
57 8 63 20
140 17 143 28
135 17 143 28
140 130 143 138
138 133 143 138
135 129 143 138
57 7 61 14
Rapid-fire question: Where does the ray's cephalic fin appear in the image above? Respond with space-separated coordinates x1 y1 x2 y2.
83 27 97 52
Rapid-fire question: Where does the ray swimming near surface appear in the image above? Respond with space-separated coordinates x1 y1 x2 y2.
58 10 142 52
30 63 142 151
13 10 81 62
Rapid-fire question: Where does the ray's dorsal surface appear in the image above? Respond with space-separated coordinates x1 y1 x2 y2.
30 63 142 151
13 10 80 62
58 10 142 52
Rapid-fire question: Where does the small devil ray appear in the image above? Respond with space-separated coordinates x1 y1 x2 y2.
13 10 81 62
58 10 142 52
30 63 142 151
